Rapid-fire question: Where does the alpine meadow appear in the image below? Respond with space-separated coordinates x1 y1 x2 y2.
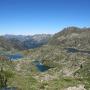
0 0 90 90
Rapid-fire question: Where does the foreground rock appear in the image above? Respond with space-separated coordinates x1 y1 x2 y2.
64 84 86 90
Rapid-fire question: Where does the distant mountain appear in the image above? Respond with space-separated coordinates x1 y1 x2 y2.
7 38 25 50
1 27 90 51
1 34 52 50
0 36 14 51
4 35 27 41
1 27 90 90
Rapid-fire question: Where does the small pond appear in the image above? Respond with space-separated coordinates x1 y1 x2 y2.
1 87 17 90
33 61 50 72
8 54 23 60
65 48 79 53
65 48 90 54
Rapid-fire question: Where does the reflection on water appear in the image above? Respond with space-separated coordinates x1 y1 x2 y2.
33 61 50 72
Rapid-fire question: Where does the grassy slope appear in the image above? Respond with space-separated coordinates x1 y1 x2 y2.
20 45 90 90
1 27 90 90
0 57 86 90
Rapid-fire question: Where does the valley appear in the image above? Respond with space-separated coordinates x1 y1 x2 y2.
0 27 90 90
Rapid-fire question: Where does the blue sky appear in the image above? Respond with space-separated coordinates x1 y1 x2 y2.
0 0 90 35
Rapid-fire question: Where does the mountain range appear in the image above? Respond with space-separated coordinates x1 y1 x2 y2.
0 26 90 90
0 34 52 50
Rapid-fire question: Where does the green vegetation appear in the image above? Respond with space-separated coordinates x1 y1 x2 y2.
0 67 14 88
0 27 90 90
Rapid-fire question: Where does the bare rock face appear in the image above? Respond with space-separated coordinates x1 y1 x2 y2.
64 85 86 90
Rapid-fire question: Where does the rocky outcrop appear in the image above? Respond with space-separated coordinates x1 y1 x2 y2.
64 84 86 90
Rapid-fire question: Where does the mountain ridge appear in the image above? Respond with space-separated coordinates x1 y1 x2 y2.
49 26 90 50
0 34 52 50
